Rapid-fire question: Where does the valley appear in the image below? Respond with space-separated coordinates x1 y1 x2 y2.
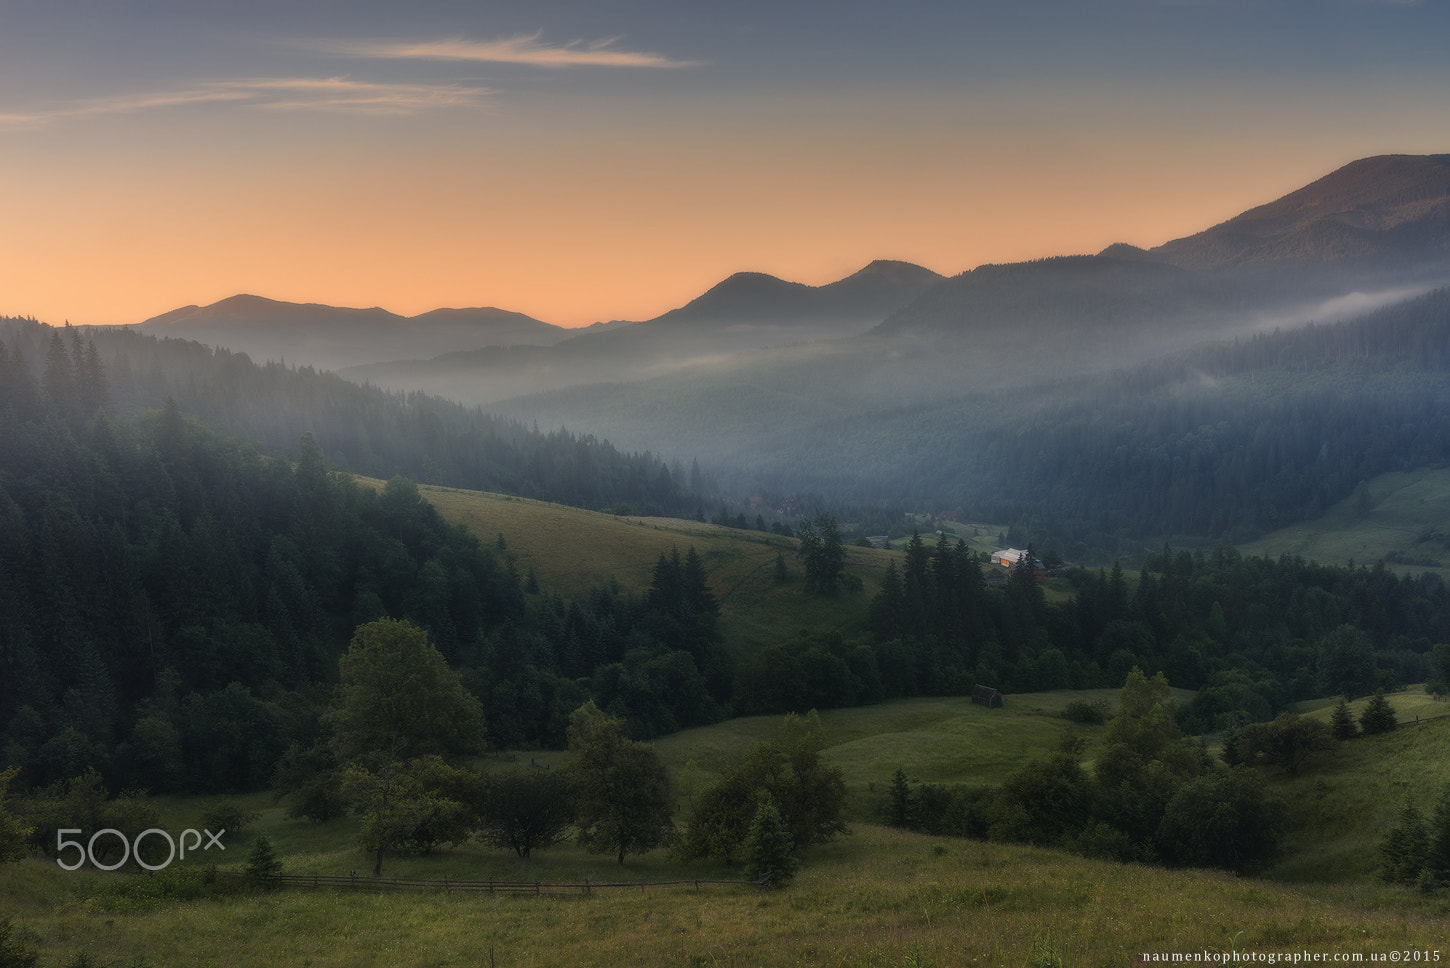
5 153 1450 965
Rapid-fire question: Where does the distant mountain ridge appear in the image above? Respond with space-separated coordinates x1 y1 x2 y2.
132 154 1450 400
138 261 943 378
138 294 573 371
339 261 944 401
647 260 944 329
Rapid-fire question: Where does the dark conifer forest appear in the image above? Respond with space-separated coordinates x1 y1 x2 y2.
0 324 728 793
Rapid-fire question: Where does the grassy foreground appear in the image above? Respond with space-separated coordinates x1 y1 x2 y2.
9 689 1450 966
5 823 1449 968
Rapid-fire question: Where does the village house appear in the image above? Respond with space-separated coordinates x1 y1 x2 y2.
990 548 1046 583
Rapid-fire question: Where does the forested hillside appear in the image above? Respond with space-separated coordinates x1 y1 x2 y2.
0 329 733 795
0 318 704 518
640 285 1450 561
4 301 1450 805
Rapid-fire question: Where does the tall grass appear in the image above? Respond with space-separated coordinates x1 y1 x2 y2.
6 826 1447 968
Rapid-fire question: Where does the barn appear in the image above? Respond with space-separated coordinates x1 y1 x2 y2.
971 684 1003 708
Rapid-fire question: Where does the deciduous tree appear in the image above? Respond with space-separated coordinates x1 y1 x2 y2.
1237 713 1336 776
567 703 673 865
476 769 575 859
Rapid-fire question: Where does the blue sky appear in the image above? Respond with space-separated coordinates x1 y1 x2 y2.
2 0 1447 325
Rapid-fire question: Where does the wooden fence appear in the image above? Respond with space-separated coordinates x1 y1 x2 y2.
216 870 770 895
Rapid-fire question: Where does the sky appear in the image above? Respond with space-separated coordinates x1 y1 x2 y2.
3 0 1449 328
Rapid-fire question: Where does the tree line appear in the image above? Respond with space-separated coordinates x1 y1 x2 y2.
1 318 709 518
3 618 841 884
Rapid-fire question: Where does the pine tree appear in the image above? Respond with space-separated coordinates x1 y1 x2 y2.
887 767 912 828
1379 799 1427 885
245 834 284 889
742 794 799 887
1359 690 1397 735
1329 696 1359 740
1424 785 1450 886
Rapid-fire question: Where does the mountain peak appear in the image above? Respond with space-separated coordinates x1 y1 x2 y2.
1153 153 1450 269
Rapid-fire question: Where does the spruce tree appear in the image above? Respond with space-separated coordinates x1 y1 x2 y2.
1329 696 1359 740
743 794 799 887
887 767 912 828
245 834 284 889
1424 785 1450 886
1359 690 1397 735
1379 799 1427 885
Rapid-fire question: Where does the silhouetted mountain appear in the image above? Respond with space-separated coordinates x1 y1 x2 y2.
138 294 571 371
1150 154 1450 269
342 261 943 402
869 256 1230 339
647 260 943 330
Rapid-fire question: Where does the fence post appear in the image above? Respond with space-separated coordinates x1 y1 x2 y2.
535 880 540 896
584 876 590 896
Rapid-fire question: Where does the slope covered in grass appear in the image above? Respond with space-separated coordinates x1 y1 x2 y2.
1240 466 1450 579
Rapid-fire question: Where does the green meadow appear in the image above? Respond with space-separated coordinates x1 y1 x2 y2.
8 689 1450 966
1240 466 1450 579
412 482 901 652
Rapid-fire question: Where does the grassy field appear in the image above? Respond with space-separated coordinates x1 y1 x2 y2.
6 821 1449 968
1240 466 1450 578
409 482 911 653
7 688 1450 966
1268 686 1450 882
654 691 1128 822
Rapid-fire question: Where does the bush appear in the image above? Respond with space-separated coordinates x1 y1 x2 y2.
1155 767 1288 874
0 918 40 968
1061 700 1107 726
199 800 260 840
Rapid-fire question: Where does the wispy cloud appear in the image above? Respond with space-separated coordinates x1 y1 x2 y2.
217 77 492 112
0 77 491 129
0 89 251 128
304 32 702 69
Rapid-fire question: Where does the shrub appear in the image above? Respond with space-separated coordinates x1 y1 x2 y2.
1061 699 1107 726
199 800 260 840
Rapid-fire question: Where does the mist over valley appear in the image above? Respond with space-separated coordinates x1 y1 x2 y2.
109 154 1450 558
